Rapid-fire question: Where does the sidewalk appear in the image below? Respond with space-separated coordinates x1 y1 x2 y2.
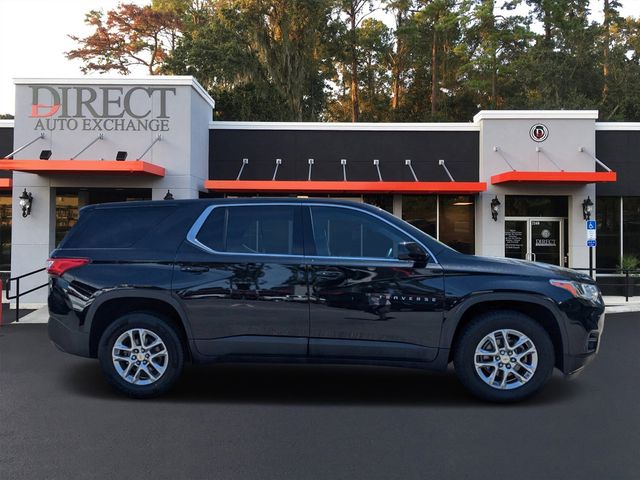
602 296 640 313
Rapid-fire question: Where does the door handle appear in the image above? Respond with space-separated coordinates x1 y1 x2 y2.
180 265 210 273
315 270 344 279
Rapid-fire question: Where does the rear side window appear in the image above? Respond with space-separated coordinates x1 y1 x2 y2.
196 205 303 255
62 205 177 248
309 206 412 259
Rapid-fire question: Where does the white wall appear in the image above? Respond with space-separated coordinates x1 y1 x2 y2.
10 77 214 304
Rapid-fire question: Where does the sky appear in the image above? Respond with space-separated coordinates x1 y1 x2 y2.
0 0 639 115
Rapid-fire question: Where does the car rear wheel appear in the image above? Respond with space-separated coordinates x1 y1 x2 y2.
453 310 555 402
97 312 184 398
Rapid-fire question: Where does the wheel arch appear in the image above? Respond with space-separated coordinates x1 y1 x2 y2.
443 294 568 371
87 290 193 360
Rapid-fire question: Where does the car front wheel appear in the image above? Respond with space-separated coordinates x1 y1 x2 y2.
453 310 555 402
97 312 184 398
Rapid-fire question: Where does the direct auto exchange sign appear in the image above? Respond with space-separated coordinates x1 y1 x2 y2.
29 85 176 132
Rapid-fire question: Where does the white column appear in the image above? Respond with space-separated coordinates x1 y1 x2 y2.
475 191 505 258
10 173 55 306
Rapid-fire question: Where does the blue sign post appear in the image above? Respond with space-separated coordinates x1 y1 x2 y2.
586 221 597 277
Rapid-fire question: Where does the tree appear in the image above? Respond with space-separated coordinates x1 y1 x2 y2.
385 0 416 115
331 0 376 121
67 3 182 74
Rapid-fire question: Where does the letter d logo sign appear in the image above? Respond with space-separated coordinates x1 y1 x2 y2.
30 86 61 118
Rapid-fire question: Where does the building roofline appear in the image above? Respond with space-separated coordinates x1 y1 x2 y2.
473 110 599 122
13 76 216 109
4 118 640 131
595 122 640 131
208 121 479 131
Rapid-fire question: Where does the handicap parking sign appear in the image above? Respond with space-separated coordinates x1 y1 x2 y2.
586 221 596 246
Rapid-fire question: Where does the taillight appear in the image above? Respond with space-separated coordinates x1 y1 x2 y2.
46 258 90 277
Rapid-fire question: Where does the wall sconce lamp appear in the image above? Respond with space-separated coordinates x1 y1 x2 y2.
19 189 33 217
582 196 593 220
39 150 52 160
490 195 501 221
163 190 174 200
116 151 128 161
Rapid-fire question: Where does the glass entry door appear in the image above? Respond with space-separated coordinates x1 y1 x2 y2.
505 218 566 266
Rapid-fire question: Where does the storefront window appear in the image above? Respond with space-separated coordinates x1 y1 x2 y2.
439 195 475 254
596 197 620 270
505 196 568 217
56 194 79 246
402 195 437 237
0 194 11 271
623 197 640 264
401 195 475 254
363 195 393 213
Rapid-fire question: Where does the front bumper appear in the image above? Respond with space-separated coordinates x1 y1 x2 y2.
562 309 605 376
48 313 91 358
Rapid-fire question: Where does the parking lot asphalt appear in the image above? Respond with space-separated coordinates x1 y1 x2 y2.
1 314 639 480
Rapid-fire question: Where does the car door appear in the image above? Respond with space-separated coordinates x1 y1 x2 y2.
305 204 444 363
173 203 309 358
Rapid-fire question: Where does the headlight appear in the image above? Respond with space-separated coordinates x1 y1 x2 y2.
549 279 601 302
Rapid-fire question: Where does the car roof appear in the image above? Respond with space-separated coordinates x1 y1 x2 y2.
82 197 377 211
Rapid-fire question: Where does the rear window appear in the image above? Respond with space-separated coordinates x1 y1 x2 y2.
61 205 177 248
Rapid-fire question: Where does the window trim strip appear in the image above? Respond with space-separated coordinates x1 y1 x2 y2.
185 202 438 263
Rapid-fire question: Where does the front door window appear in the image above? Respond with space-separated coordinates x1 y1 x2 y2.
531 220 561 266
505 218 565 266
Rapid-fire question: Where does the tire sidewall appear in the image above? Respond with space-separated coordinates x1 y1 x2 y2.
454 311 555 402
98 312 184 398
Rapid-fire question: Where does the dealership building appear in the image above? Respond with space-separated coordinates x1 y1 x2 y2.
0 76 638 304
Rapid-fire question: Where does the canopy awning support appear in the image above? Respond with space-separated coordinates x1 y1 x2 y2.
272 158 282 180
373 159 382 181
70 134 103 160
307 158 314 180
405 159 418 181
493 146 516 171
438 159 455 182
579 147 612 172
136 134 162 160
236 158 248 180
536 146 564 171
341 159 347 181
4 133 45 159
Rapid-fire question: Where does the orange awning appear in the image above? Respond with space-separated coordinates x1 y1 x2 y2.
205 180 487 194
491 171 616 185
0 160 165 177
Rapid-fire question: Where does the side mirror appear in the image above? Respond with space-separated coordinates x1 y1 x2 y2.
397 241 429 265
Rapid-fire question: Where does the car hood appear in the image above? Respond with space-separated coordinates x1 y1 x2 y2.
440 253 594 283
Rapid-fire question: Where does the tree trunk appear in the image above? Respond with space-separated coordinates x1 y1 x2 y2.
431 26 438 117
350 8 359 122
602 0 610 104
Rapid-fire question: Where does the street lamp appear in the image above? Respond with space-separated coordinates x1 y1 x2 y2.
490 195 501 221
19 189 33 218
582 196 594 220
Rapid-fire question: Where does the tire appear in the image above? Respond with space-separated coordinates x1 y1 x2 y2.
453 310 555 403
97 312 184 398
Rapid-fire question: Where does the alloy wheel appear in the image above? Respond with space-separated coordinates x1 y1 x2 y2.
111 328 169 385
473 329 538 390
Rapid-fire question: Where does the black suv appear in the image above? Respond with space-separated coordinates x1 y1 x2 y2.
48 199 604 402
